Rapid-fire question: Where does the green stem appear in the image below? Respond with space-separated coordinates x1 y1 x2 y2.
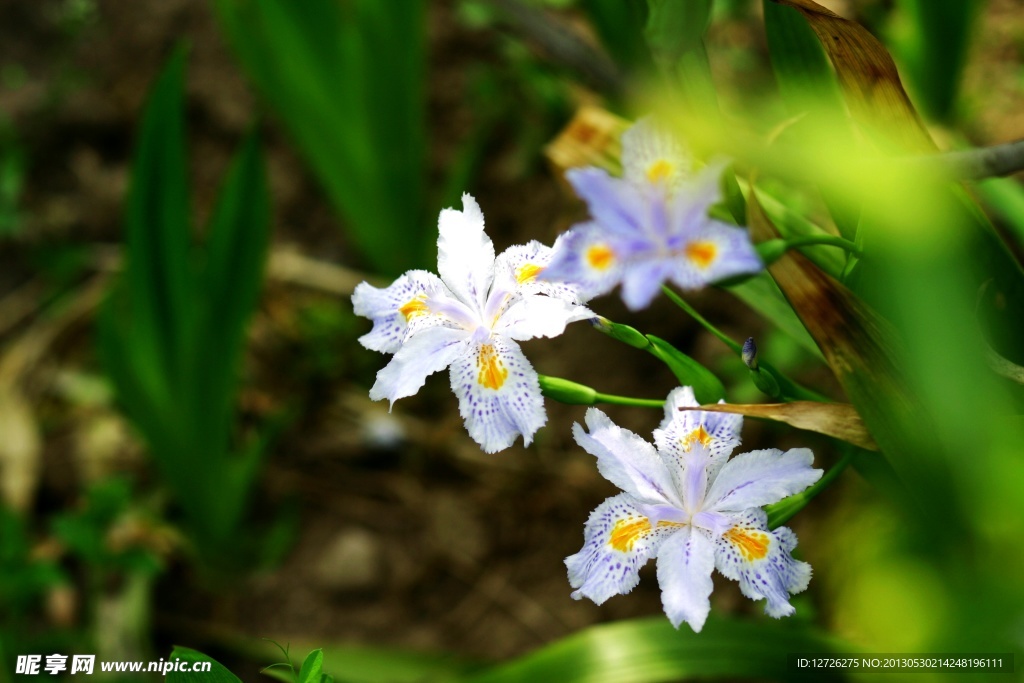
766 449 856 529
593 392 665 409
537 374 665 409
660 285 742 353
661 284 829 402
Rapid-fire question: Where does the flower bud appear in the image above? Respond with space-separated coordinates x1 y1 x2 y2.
742 337 758 370
537 375 597 406
590 316 650 350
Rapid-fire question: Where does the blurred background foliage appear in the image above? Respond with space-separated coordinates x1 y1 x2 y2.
0 0 1022 681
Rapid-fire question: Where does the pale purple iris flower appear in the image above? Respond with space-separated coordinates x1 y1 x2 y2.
352 194 590 453
565 386 822 632
541 119 763 310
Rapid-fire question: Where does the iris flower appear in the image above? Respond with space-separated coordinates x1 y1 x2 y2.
353 194 588 453
541 119 763 310
566 387 822 631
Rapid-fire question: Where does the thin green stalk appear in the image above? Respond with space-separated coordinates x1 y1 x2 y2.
766 449 856 529
594 392 666 409
661 285 742 353
538 374 665 409
661 284 829 402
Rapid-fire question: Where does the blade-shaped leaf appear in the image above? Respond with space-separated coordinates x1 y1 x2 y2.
685 401 878 451
464 616 845 683
767 0 934 152
167 647 242 683
646 334 726 405
123 45 194 385
748 188 959 525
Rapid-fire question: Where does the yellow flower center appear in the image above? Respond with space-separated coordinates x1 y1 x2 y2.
586 244 616 271
646 159 675 184
681 426 712 451
476 344 508 391
685 241 718 269
398 296 429 321
516 263 543 284
724 527 770 561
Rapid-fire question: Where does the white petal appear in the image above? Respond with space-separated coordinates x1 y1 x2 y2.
713 509 812 618
495 295 590 342
653 386 742 489
493 239 582 304
351 270 446 353
566 493 680 605
369 326 470 407
704 448 822 512
437 193 495 311
449 335 546 453
573 408 680 507
656 526 716 631
538 222 625 303
621 117 693 190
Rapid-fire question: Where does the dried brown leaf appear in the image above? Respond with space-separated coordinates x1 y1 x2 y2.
544 106 629 181
684 401 877 451
769 0 934 152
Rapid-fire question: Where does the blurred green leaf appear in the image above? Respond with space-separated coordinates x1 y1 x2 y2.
645 0 717 111
464 616 845 683
214 0 428 276
892 0 983 123
975 177 1024 251
297 649 324 683
101 49 275 569
581 0 650 75
168 647 242 683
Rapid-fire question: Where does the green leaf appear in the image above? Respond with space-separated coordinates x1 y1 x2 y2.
213 0 428 276
892 0 982 123
644 0 717 110
168 647 242 683
645 335 726 404
122 44 194 388
297 649 324 683
190 131 270 455
729 273 823 360
763 1 843 112
280 643 480 683
464 616 845 683
975 177 1024 251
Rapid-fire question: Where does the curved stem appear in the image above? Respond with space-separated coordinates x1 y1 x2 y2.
661 285 828 402
660 285 742 353
766 449 856 529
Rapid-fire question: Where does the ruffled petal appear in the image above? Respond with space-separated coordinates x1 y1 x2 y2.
492 239 583 304
495 295 591 342
351 270 447 353
539 223 626 303
449 335 546 453
705 448 822 513
573 408 680 507
369 326 470 407
566 493 681 605
655 526 716 631
713 509 812 618
653 386 742 487
437 193 495 312
621 117 693 191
